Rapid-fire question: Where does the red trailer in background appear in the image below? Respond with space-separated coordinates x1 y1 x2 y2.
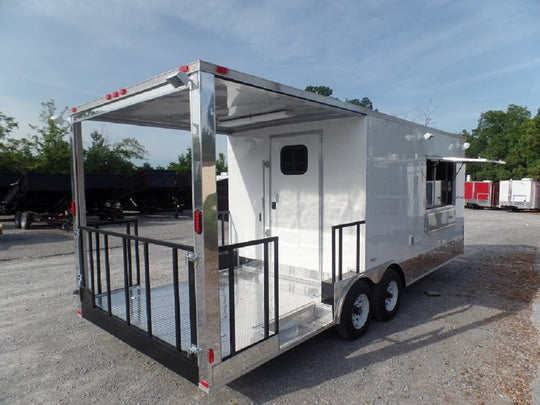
465 180 499 209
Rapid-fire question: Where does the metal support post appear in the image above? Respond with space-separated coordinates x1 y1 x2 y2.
189 70 220 387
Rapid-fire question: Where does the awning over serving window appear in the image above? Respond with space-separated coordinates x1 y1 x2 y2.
427 156 506 165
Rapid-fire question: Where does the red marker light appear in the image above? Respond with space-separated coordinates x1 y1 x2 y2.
105 94 112 100
194 209 202 234
208 348 214 364
112 91 119 98
119 88 127 95
76 309 82 316
215 65 228 74
71 107 77 113
179 65 189 73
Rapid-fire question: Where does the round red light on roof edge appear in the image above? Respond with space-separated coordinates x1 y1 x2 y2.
120 88 127 95
105 94 112 100
71 107 77 113
112 91 119 98
179 65 189 72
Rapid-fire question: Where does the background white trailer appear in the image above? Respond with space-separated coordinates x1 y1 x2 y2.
70 60 474 391
499 178 540 210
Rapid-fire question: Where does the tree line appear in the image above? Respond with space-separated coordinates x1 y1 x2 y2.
0 100 227 176
305 85 539 181
464 105 540 181
1 99 538 181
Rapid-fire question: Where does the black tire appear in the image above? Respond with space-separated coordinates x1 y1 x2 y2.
21 212 32 230
373 268 402 321
14 212 22 229
336 280 372 340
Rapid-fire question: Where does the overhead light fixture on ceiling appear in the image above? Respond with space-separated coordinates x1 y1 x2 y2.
219 110 293 128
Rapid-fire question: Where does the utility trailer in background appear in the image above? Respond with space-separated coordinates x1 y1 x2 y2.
70 60 495 391
1 172 72 229
464 179 499 209
499 178 540 210
119 169 180 213
0 172 126 228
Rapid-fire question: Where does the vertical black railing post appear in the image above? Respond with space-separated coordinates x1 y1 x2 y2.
273 237 279 334
126 223 133 287
77 228 85 291
221 217 225 246
338 227 343 281
87 231 95 296
332 227 336 283
188 259 197 346
122 239 131 325
104 235 112 315
95 232 102 294
263 242 269 338
143 242 152 337
356 223 360 274
134 220 140 285
172 249 181 351
228 248 236 356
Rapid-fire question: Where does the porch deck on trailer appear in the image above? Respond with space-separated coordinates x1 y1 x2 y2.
94 265 333 357
82 217 333 363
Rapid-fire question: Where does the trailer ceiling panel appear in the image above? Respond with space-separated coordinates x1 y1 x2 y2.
81 76 361 133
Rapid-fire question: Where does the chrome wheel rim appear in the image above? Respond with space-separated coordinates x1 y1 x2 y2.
352 294 369 329
384 280 398 311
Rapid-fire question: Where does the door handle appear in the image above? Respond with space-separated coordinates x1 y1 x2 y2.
272 192 279 209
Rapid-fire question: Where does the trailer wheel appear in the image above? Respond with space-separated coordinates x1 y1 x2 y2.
21 212 32 229
336 280 372 340
373 268 402 321
14 212 22 229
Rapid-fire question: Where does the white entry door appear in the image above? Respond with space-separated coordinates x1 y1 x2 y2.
267 133 321 272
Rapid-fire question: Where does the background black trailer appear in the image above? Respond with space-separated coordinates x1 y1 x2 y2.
1 172 128 229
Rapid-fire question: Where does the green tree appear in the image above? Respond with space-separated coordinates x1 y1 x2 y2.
168 149 192 174
347 97 374 110
29 100 71 173
216 152 227 173
84 131 147 175
168 149 228 174
0 111 38 172
0 111 18 139
466 105 539 180
138 162 154 170
305 85 333 97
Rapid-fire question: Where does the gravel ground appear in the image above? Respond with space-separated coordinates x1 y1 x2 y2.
0 210 539 404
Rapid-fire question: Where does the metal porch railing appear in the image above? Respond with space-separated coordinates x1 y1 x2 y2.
80 223 197 355
331 220 365 282
219 237 279 359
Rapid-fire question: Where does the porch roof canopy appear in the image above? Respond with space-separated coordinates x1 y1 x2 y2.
70 61 365 134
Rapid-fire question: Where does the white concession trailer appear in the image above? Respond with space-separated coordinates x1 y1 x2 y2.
70 61 473 391
499 178 540 210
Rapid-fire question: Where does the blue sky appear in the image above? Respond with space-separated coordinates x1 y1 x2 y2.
1 0 539 166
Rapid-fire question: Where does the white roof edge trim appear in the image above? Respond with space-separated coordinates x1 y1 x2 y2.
427 156 506 165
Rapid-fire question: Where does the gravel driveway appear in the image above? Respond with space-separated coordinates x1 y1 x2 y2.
0 210 539 404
